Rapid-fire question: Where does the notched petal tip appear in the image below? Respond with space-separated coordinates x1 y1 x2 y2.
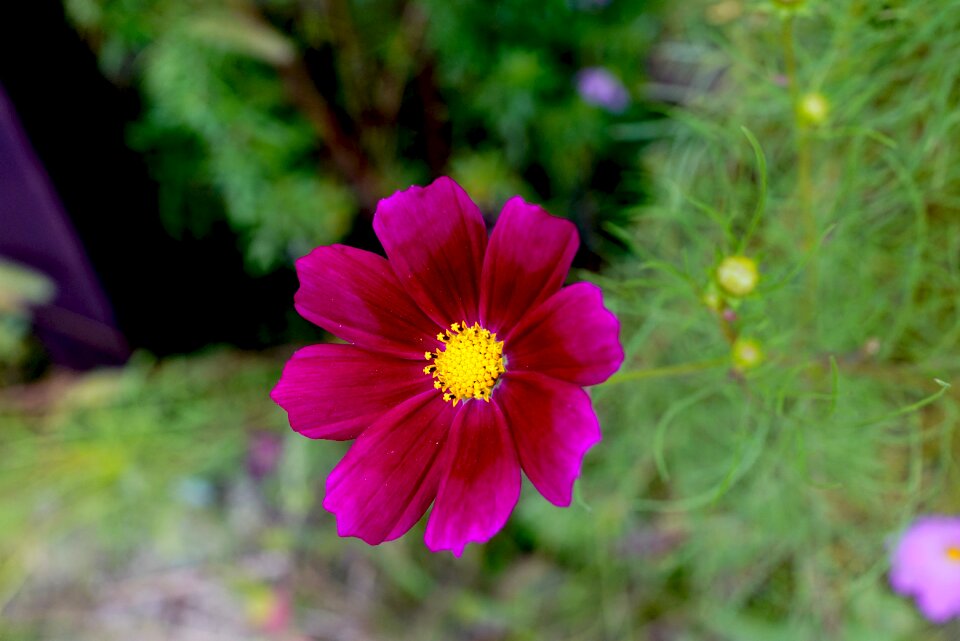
323 494 388 546
575 281 626 370
424 536 467 557
423 400 521 556
545 428 602 508
291 244 438 358
271 344 430 442
373 176 487 326
501 194 579 236
498 372 602 508
506 282 625 387
377 176 466 206
321 393 454 547
480 197 579 332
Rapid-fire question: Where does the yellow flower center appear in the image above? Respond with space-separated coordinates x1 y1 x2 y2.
423 321 505 406
946 546 960 562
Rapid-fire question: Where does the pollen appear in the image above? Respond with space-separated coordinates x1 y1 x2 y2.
946 545 960 562
423 321 505 406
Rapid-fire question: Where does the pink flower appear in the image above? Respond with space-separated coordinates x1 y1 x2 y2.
890 516 960 623
271 177 623 555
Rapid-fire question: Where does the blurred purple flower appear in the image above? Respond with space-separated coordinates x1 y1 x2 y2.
247 430 284 481
890 516 960 623
576 67 630 113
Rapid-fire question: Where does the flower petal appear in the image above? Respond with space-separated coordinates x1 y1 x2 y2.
505 282 624 386
270 344 432 441
425 400 521 556
479 197 579 333
323 391 456 545
496 372 601 506
917 584 960 623
373 177 488 326
294 244 439 359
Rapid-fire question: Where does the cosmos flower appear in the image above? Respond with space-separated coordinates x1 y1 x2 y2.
890 515 960 623
271 177 623 555
576 67 630 113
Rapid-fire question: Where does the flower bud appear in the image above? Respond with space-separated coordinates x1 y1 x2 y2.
702 286 723 312
799 92 830 126
732 337 764 371
716 255 759 297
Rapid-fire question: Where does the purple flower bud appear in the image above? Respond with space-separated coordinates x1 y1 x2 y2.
576 67 630 113
890 516 960 623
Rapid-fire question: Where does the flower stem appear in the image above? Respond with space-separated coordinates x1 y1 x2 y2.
781 14 815 250
606 358 729 384
781 13 819 340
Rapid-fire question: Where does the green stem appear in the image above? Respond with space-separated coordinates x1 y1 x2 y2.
781 13 819 343
781 15 815 249
605 358 728 385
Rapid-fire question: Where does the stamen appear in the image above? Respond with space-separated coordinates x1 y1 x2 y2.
424 321 505 406
946 546 960 562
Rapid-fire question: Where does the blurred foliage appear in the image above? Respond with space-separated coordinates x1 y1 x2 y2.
5 0 960 639
0 350 314 639
0 259 55 381
63 0 661 271
588 0 960 637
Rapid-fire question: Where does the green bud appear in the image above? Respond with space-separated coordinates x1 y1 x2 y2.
716 255 759 297
799 92 830 126
732 338 764 371
702 285 724 312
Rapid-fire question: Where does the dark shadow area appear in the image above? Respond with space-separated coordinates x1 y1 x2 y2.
0 0 301 361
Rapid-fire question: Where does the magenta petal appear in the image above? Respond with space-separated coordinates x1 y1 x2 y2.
322 391 456 545
425 400 521 556
480 197 578 333
294 244 439 359
496 372 601 506
506 282 624 386
918 588 960 624
270 344 431 441
373 177 487 326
